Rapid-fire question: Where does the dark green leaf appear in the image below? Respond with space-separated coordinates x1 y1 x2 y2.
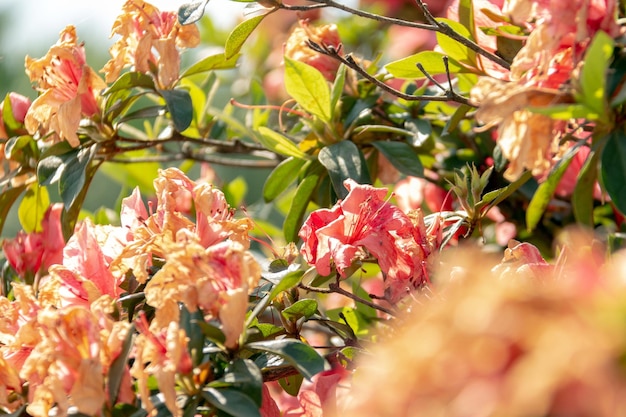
268 270 304 300
178 0 210 25
181 305 205 365
526 145 579 231
59 146 96 208
196 320 227 345
225 15 266 59
263 158 308 202
601 130 626 215
102 72 156 96
108 325 135 404
61 161 99 240
573 143 602 226
117 106 164 124
202 387 261 417
0 185 27 237
246 339 327 380
281 299 318 321
405 119 432 147
284 172 320 243
318 141 371 199
372 141 424 177
159 89 193 132
223 359 263 406
181 52 241 78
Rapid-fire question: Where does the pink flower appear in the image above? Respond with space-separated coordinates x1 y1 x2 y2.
0 92 31 139
2 204 64 277
300 179 436 302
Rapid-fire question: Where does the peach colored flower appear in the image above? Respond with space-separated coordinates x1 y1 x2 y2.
284 20 342 81
300 179 437 302
103 0 200 89
21 305 107 417
132 313 193 417
470 77 568 181
144 233 260 347
25 26 105 147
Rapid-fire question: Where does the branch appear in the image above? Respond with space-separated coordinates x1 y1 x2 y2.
306 40 473 106
299 280 395 316
305 0 510 70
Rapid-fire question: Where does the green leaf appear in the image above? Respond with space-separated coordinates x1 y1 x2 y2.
108 325 135 405
436 18 476 66
99 152 160 195
61 162 99 240
278 374 304 397
282 299 318 321
178 0 210 25
284 57 332 123
202 387 261 417
458 0 476 42
256 127 309 159
263 157 308 202
268 270 305 300
0 185 27 237
284 171 320 243
58 146 96 209
225 15 266 59
601 130 626 215
372 141 424 177
18 184 50 233
159 89 193 132
385 51 468 79
246 339 328 380
573 143 602 226
526 146 579 231
529 103 601 120
442 104 471 136
181 52 241 78
2 94 20 133
102 72 156 96
578 31 614 121
180 305 205 365
330 64 347 115
196 320 227 345
318 141 371 199
222 359 263 407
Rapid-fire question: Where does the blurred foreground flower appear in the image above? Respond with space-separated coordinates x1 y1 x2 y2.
336 240 626 417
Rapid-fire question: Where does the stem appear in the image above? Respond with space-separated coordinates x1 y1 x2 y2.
299 281 395 316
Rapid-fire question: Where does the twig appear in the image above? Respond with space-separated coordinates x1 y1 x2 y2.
302 0 511 70
299 280 395 316
307 40 473 106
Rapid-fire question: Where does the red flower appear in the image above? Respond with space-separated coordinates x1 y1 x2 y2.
300 179 435 302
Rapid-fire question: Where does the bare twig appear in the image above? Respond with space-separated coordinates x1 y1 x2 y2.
299 279 395 316
307 40 473 106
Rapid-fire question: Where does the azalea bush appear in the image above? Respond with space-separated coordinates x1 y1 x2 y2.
2 0 626 416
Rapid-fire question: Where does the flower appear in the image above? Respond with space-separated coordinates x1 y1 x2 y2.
300 179 437 302
24 26 106 147
131 314 193 417
284 20 342 81
2 203 64 277
0 92 31 140
103 0 200 89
